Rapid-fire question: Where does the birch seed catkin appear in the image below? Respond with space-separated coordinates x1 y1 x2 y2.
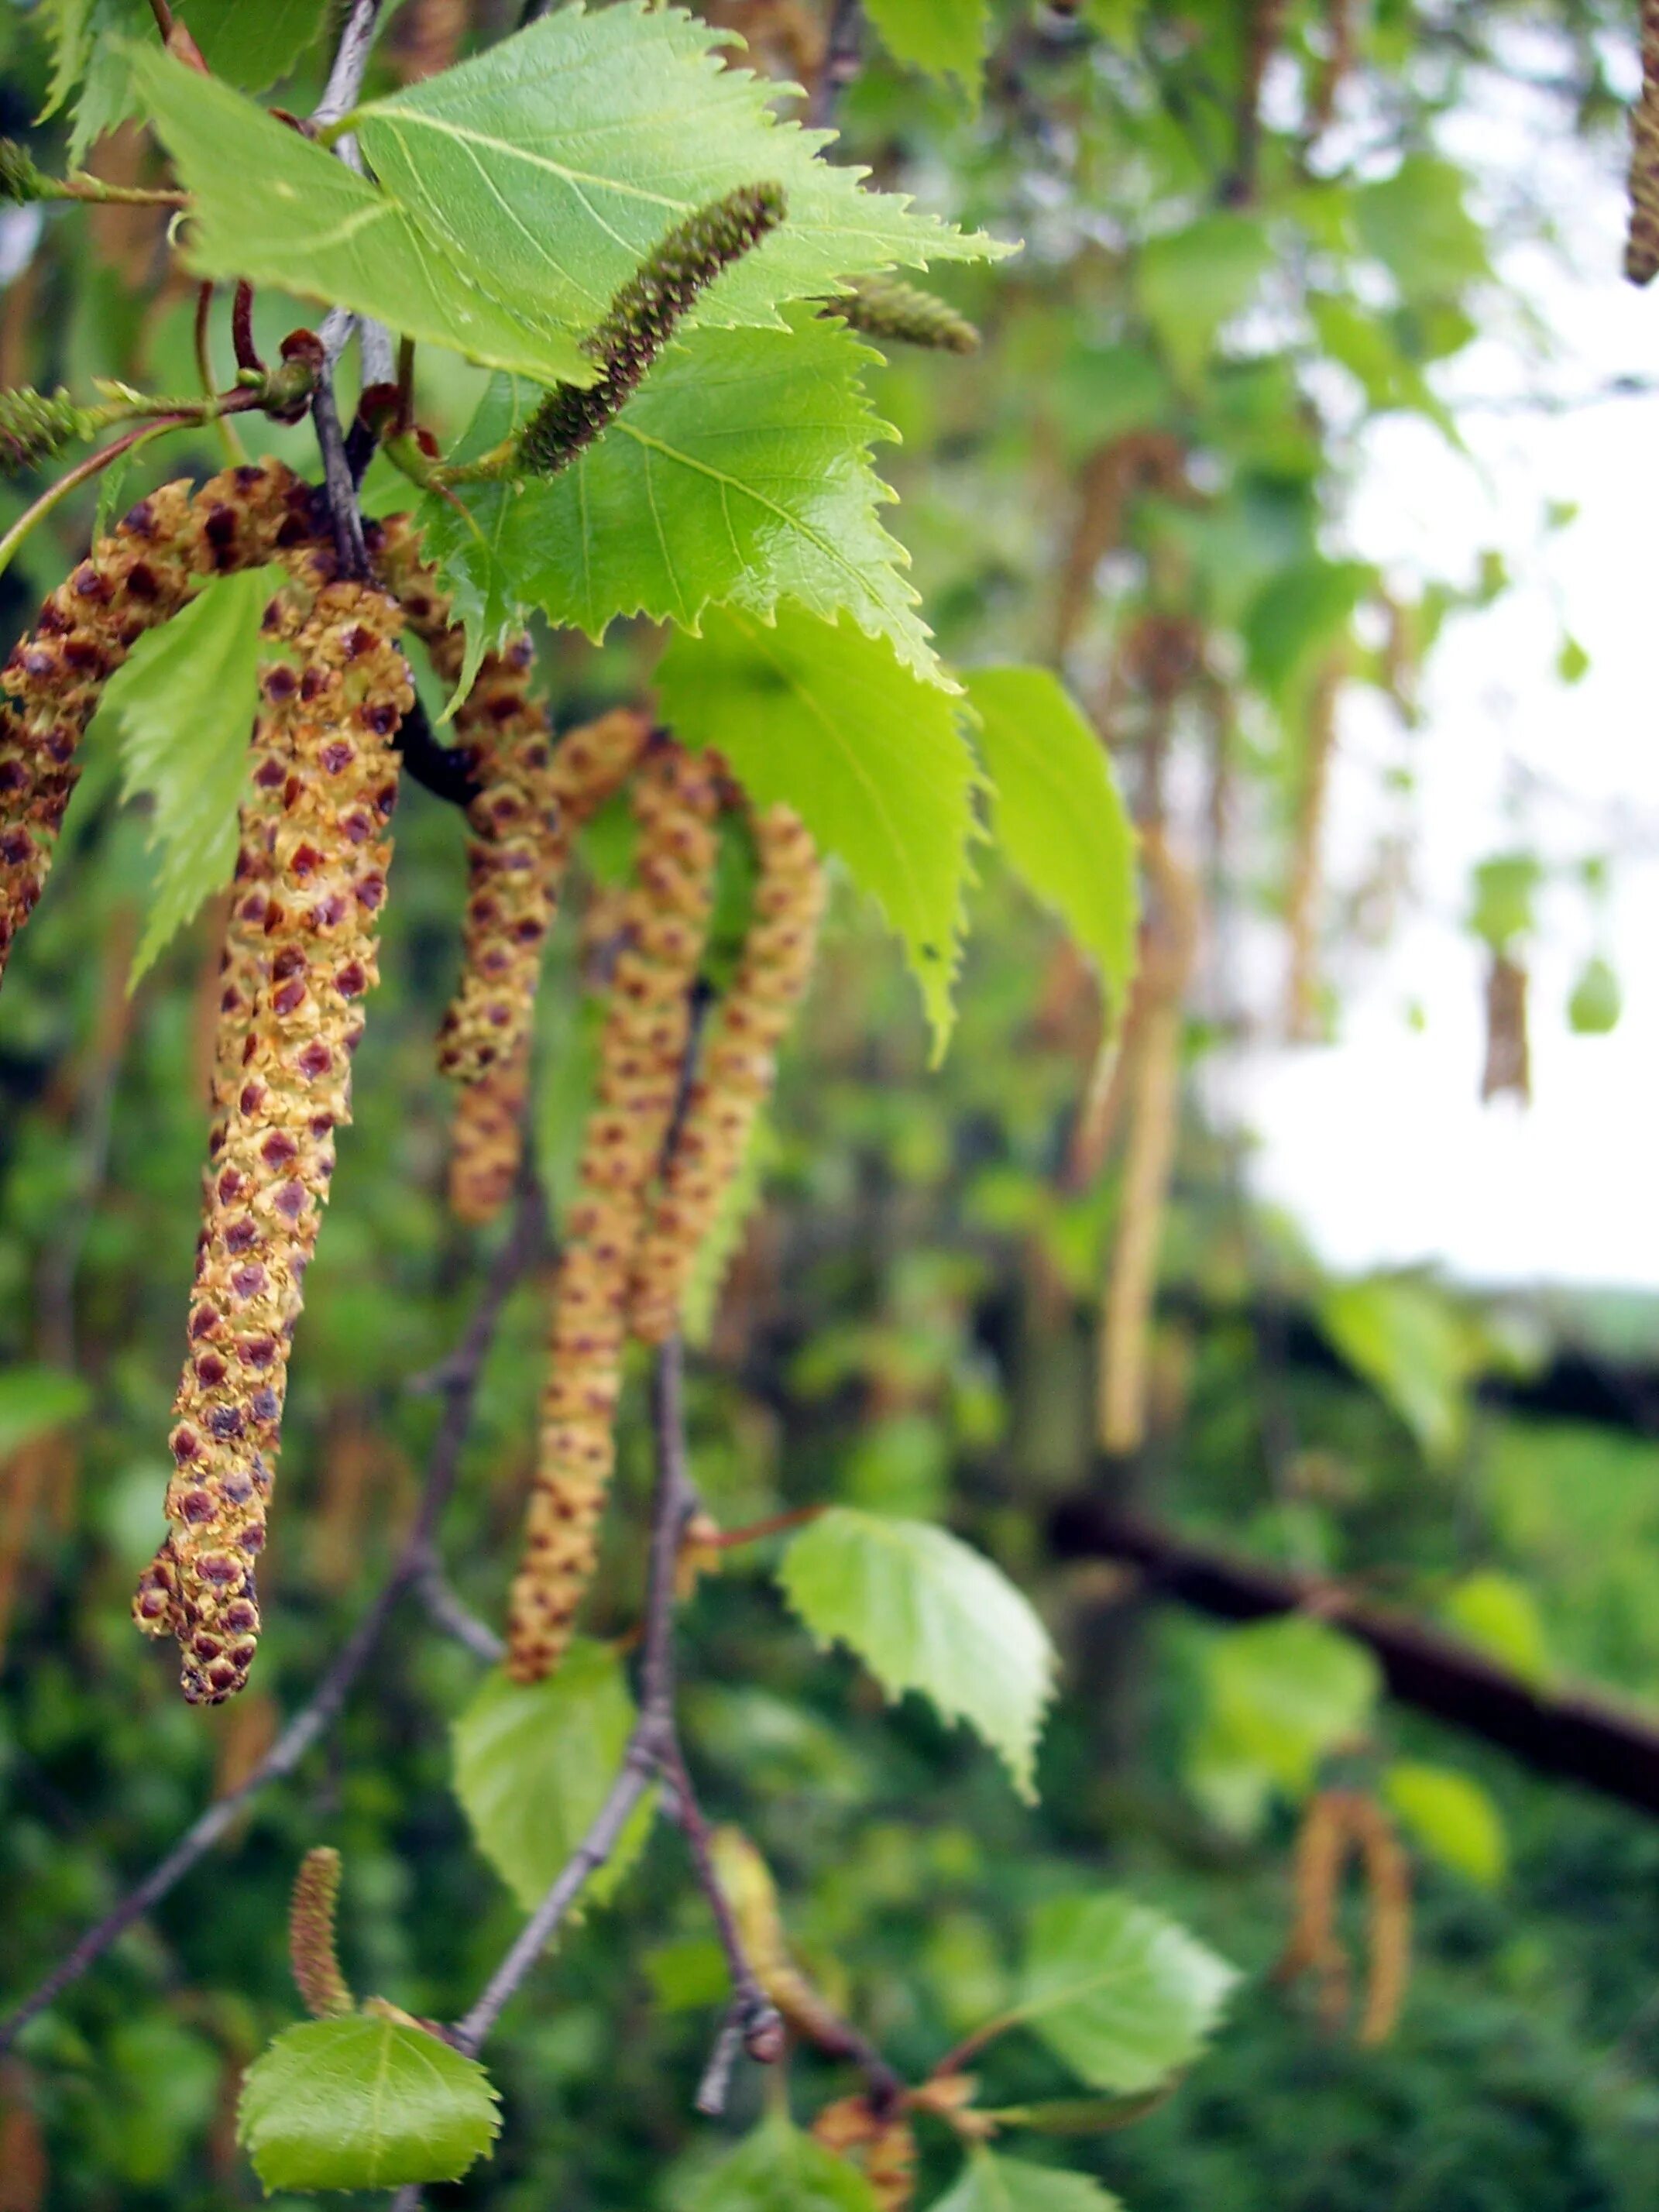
133 578 410 1704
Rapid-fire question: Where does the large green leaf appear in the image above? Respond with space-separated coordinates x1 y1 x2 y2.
864 0 993 94
1194 1616 1380 1815
452 1644 654 1912
1315 1273 1479 1465
777 1507 1055 1799
0 1367 90 1460
428 316 938 683
1015 1893 1237 2093
40 0 328 156
353 3 1008 344
1136 213 1273 383
131 50 594 386
1383 1760 1507 1887
685 2112 881 2212
932 2151 1122 2212
657 608 977 1056
236 2017 500 2192
91 566 279 988
964 668 1139 1020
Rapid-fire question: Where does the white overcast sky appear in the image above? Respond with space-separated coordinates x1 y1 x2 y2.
1220 40 1659 1293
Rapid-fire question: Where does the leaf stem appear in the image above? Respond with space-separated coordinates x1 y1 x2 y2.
0 418 189 582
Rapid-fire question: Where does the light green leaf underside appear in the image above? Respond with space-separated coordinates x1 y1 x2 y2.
655 608 977 1056
777 1507 1055 1799
930 2150 1123 2212
92 565 280 988
130 49 594 386
965 667 1139 1021
864 0 994 92
452 1644 654 1912
236 2016 500 2192
354 0 1009 342
686 2113 883 2212
1017 1892 1238 2093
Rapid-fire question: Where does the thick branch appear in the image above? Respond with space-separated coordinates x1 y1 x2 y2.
0 1182 545 2056
1049 1501 1659 1821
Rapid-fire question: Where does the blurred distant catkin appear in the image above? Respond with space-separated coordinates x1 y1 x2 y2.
133 579 409 1704
1628 0 1659 283
289 1847 353 2018
506 739 720 1683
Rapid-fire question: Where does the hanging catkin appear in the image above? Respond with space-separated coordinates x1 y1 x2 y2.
1480 950 1530 1105
0 459 319 993
629 801 823 1345
289 1847 353 2018
132 578 410 1704
448 1038 531 1226
1284 654 1341 1042
1628 0 1659 284
505 738 720 1683
1276 1789 1412 2045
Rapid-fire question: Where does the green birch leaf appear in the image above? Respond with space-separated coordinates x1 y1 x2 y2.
407 373 535 702
1441 1570 1551 1686
778 1507 1056 1798
656 609 977 1056
91 565 280 988
452 1644 654 1912
1016 1893 1238 2092
1314 1273 1477 1464
1383 1760 1507 1887
685 2111 882 2212
130 49 595 386
1200 1616 1380 1796
352 2 1009 342
1353 154 1489 304
964 667 1139 1020
1136 213 1273 383
236 2016 500 2192
931 2150 1123 2212
864 0 994 94
0 1367 91 1459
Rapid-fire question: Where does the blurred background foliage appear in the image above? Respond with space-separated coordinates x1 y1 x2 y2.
3 0 1659 2205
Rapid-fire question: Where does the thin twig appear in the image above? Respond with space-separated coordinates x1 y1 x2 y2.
309 0 383 566
410 1552 506 1664
0 1182 546 2056
311 0 386 132
811 0 865 127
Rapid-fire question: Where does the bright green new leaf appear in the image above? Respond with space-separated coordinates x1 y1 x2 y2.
41 0 328 156
91 566 279 988
932 2150 1123 2212
864 0 993 94
1441 1570 1551 1687
353 4 1008 346
1315 1273 1478 1464
1468 852 1541 950
1136 213 1273 383
0 1367 90 1460
131 50 594 386
1383 1760 1507 1886
656 608 978 1056
236 2016 500 2192
778 1507 1055 1798
965 667 1139 1022
452 1644 654 1911
1201 1616 1380 1798
1354 154 1489 305
1568 953 1621 1035
444 316 940 684
1244 558 1372 705
1016 1892 1238 2092
686 2114 881 2210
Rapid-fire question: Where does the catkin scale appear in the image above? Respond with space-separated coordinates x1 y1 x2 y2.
0 459 321 991
505 740 720 1683
629 802 824 1345
133 579 410 1704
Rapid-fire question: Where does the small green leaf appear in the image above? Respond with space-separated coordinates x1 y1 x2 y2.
1136 213 1273 383
1353 154 1489 305
931 2150 1123 2212
686 2111 882 2211
1243 558 1371 706
964 668 1139 1022
1315 1273 1478 1464
1441 1570 1551 1686
91 566 279 988
864 0 993 95
452 1644 654 1912
131 49 594 386
778 1507 1055 1798
0 1367 90 1460
1383 1760 1506 1887
236 2017 500 2192
657 607 978 1057
1468 852 1541 951
1556 634 1589 684
1015 1892 1237 2093
1199 1616 1380 1798
1568 954 1621 1035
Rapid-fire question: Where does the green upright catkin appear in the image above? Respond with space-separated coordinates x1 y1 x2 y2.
0 386 93 470
132 577 410 1705
0 459 319 994
1629 0 1659 283
830 274 980 354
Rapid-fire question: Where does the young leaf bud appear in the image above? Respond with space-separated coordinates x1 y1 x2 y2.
0 386 93 470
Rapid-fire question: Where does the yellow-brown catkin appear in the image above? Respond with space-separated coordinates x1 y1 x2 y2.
1351 1795 1411 2046
0 460 319 992
812 2099 917 2212
505 739 720 1683
1285 654 1341 1043
629 802 823 1345
448 1035 531 1226
1628 0 1659 284
710 1827 855 2053
1276 1788 1351 2028
1310 0 1356 133
1276 1789 1411 2045
289 1846 353 2018
1481 951 1530 1105
132 581 410 1704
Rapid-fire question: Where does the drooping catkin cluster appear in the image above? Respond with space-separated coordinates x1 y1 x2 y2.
1628 0 1659 284
289 1846 353 2018
132 579 409 1704
1276 1789 1411 2047
0 459 318 992
629 801 823 1345
505 739 720 1683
